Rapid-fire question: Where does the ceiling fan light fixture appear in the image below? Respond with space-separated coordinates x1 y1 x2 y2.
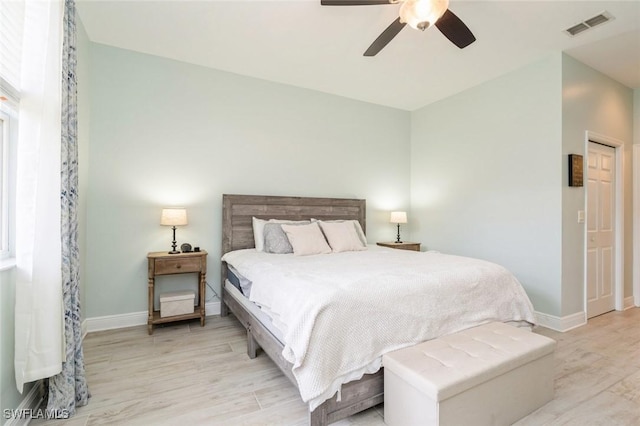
399 0 449 31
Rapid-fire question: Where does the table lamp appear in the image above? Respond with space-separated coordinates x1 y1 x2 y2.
390 211 407 243
160 208 188 254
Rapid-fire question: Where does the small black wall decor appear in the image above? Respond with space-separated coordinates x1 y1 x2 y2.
568 154 583 187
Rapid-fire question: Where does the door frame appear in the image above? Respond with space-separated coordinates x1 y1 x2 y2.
584 131 625 313
634 144 640 307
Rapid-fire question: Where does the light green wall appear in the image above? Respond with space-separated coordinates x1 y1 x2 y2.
409 54 564 316
561 54 634 315
85 43 411 318
77 8 90 323
408 53 635 318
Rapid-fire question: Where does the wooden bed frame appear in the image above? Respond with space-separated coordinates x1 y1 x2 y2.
220 194 383 426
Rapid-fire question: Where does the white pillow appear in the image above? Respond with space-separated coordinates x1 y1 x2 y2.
281 222 332 256
252 217 269 251
311 218 367 246
318 221 367 253
252 217 310 251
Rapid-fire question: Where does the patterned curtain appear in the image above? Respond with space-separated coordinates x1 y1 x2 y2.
46 0 90 414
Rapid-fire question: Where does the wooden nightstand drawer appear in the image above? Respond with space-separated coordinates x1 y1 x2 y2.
154 257 202 275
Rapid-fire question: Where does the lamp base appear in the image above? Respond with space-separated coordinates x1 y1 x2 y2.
395 223 403 244
169 226 180 254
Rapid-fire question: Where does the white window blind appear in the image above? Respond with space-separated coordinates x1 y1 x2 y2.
0 0 23 257
0 111 8 254
0 0 25 101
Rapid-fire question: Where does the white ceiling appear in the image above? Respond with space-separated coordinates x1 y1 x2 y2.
77 0 640 111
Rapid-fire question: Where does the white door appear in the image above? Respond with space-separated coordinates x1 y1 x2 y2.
586 142 616 318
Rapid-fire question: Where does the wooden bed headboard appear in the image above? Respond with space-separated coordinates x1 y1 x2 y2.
221 194 366 255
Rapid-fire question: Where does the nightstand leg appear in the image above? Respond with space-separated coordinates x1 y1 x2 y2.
148 275 154 335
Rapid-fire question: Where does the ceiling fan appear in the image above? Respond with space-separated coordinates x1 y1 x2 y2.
321 0 476 56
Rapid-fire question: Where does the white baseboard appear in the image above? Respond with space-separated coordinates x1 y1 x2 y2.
624 296 636 310
3 381 43 426
84 301 221 333
85 310 147 333
205 301 221 316
535 301 639 331
81 318 88 339
87 303 627 335
534 310 587 332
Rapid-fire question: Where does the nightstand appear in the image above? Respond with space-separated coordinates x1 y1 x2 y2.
377 242 421 252
147 250 207 334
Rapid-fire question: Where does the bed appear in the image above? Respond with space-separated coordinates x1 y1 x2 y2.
220 194 536 425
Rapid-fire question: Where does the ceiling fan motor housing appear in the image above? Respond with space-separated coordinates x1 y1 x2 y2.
417 21 430 31
399 0 449 31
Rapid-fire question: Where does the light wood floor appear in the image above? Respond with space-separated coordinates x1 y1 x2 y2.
34 308 640 425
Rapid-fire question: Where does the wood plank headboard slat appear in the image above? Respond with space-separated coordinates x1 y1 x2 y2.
222 194 366 256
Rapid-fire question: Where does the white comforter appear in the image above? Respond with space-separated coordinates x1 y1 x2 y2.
222 246 536 410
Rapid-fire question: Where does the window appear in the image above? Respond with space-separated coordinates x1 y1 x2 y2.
0 105 16 258
0 0 24 259
0 110 8 255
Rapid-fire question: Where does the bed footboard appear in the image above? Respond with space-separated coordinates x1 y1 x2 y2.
222 285 383 425
222 284 384 426
220 194 379 425
309 370 384 426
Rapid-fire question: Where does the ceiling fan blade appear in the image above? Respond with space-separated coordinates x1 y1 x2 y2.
321 0 392 5
435 9 476 49
364 17 406 56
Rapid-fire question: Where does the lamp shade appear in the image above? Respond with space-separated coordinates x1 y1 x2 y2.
390 211 407 224
160 208 188 226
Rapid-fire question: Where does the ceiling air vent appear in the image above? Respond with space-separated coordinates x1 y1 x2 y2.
564 11 614 37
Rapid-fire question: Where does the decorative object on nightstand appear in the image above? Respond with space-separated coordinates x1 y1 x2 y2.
160 208 188 254
377 241 421 252
390 211 407 243
147 250 208 334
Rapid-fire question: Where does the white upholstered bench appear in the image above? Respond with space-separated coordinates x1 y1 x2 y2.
383 322 556 426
